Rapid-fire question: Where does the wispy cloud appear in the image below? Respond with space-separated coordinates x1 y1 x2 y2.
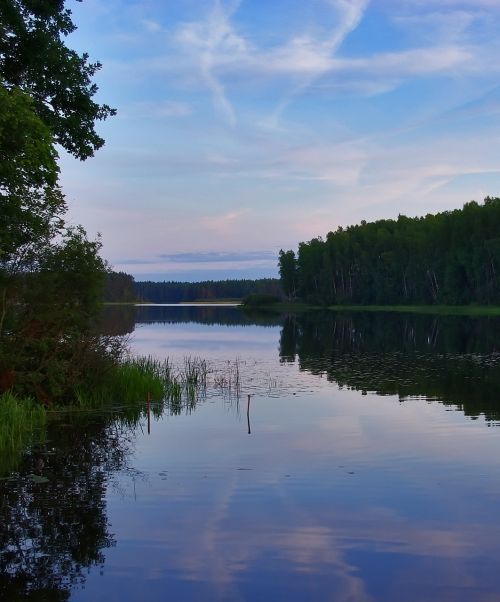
176 0 246 126
63 0 500 279
159 251 276 263
174 0 370 125
113 250 279 281
271 0 370 122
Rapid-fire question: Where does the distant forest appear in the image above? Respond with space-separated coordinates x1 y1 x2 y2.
279 197 500 305
103 272 282 303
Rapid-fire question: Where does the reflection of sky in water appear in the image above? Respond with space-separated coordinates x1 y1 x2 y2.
131 322 280 359
73 311 500 601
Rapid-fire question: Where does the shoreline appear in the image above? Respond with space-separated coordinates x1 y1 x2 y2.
244 302 500 316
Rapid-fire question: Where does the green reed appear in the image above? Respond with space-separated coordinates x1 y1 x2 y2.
74 356 172 408
0 392 47 474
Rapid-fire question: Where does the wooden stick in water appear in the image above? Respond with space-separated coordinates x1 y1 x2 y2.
247 394 251 435
147 391 151 435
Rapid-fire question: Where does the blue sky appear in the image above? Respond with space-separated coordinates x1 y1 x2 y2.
60 0 500 281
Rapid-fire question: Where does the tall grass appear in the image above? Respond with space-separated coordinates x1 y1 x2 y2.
74 356 173 408
72 355 210 412
0 355 243 474
0 392 46 474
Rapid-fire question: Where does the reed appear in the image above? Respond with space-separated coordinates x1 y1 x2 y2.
213 359 242 396
72 355 210 410
74 356 171 408
0 392 46 473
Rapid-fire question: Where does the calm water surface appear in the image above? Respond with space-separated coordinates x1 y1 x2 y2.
2 306 500 601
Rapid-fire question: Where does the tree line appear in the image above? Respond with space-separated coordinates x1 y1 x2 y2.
279 198 500 305
132 278 282 303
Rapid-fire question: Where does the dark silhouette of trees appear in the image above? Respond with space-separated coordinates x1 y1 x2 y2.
103 271 136 303
278 250 297 300
134 278 282 303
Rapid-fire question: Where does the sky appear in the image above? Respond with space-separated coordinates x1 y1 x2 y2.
60 0 500 281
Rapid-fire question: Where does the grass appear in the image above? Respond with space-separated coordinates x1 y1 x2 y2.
0 392 47 474
74 356 174 408
326 304 500 316
72 355 212 411
243 300 500 316
0 355 214 473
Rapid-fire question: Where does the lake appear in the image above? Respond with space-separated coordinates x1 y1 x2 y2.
2 305 500 601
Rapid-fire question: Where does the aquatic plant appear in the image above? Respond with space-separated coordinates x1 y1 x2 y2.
0 392 46 474
74 356 172 408
213 359 241 396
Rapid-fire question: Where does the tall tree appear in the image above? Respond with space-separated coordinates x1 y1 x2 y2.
0 0 116 159
278 250 297 300
280 198 500 306
0 1 117 402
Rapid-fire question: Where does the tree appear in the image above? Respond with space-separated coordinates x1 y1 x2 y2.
0 1 117 402
278 250 297 300
0 0 116 159
0 85 66 334
280 199 500 306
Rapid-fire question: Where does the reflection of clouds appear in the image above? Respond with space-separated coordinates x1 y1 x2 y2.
112 474 499 600
124 479 373 601
101 380 500 599
97 314 500 598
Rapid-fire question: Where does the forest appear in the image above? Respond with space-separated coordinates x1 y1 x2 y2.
132 277 282 303
279 198 500 306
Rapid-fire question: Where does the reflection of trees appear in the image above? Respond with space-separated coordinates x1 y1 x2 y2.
280 311 500 421
0 415 132 600
99 305 136 336
99 305 285 333
133 305 284 327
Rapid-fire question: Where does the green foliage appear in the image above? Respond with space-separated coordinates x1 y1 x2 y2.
280 198 500 306
0 0 118 407
0 0 116 159
278 249 297 300
0 86 65 275
1 225 113 404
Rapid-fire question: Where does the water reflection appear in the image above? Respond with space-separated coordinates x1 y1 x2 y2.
0 414 132 600
279 311 500 421
99 304 283 337
101 306 500 420
3 306 500 601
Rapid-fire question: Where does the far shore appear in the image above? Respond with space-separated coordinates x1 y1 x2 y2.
104 300 500 316
103 299 242 306
243 302 500 316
